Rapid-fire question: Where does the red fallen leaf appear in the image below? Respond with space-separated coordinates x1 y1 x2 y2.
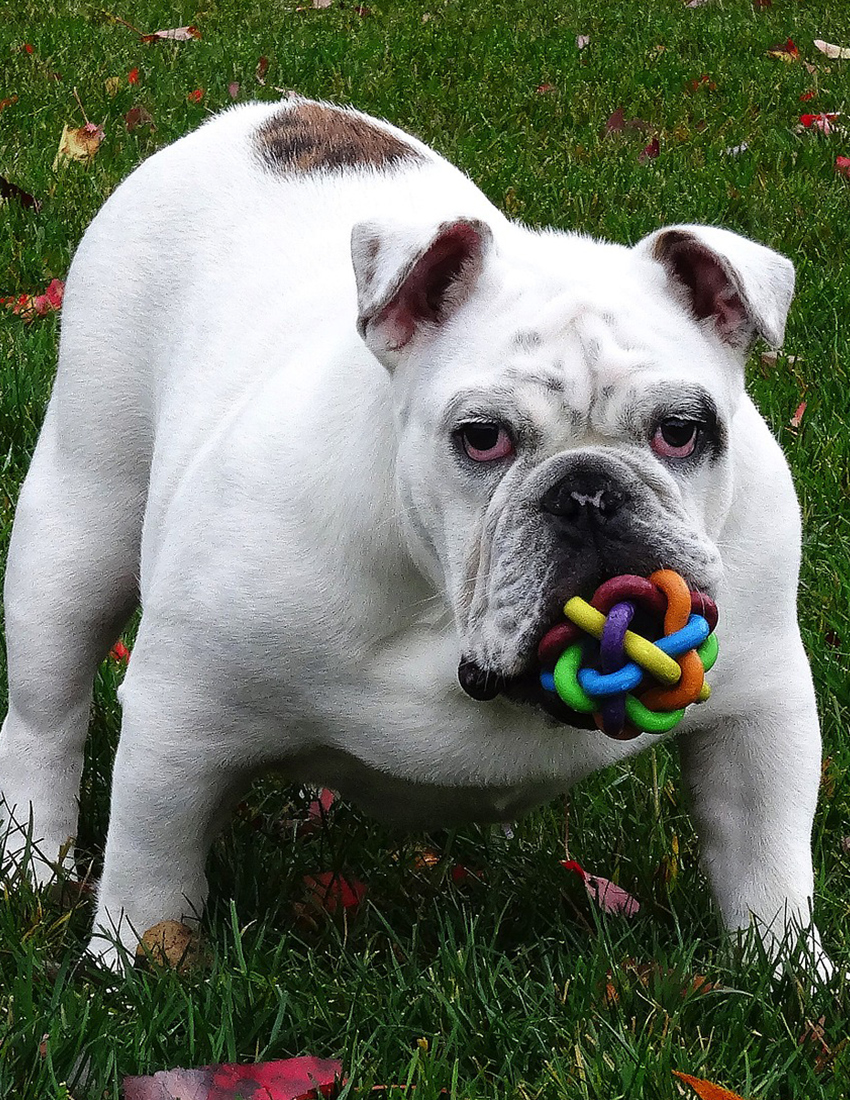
673 1071 750 1100
639 136 660 163
605 107 626 134
799 89 817 101
303 871 366 914
536 82 556 94
124 1056 344 1100
228 81 240 98
21 42 34 54
2 278 64 320
686 73 716 92
125 105 154 132
767 37 799 62
128 67 139 84
297 787 336 835
0 174 39 211
0 95 18 113
800 112 840 133
790 400 807 428
110 641 131 663
561 859 640 916
256 56 269 84
835 156 850 177
187 88 205 103
752 0 771 7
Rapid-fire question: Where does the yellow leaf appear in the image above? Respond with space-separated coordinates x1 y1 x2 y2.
53 123 104 169
104 76 121 97
135 919 199 972
673 1070 750 1100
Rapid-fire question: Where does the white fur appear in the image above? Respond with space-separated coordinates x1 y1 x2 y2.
0 99 828 977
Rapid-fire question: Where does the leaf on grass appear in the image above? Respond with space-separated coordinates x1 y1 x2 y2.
814 39 850 60
187 88 205 103
605 107 626 134
767 38 799 62
256 56 269 84
135 919 199 972
110 640 131 662
722 142 748 156
841 835 850 854
536 82 556 94
790 400 807 428
800 112 840 133
576 34 590 50
53 123 103 168
752 0 771 7
0 175 39 211
834 156 850 176
673 1071 749 1099
604 959 715 1004
297 787 336 835
800 89 817 101
141 25 201 43
125 106 154 132
0 95 18 113
561 859 640 916
313 0 333 7
105 76 121 97
1 278 64 319
124 1056 343 1100
128 67 139 84
686 73 717 93
302 871 367 916
228 81 240 98
639 136 660 163
685 0 710 7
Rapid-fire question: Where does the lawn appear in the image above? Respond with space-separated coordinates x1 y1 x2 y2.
1 0 850 1097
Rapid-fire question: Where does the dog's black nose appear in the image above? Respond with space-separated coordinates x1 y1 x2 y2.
458 658 505 701
540 464 626 526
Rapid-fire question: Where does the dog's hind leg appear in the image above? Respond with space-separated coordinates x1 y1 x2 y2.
0 340 147 883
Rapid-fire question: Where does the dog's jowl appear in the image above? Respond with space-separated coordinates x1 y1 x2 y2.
0 98 830 976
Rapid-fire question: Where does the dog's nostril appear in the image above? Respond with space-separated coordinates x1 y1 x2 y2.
541 483 625 521
457 658 505 701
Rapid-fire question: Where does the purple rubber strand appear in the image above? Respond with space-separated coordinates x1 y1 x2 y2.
599 600 635 735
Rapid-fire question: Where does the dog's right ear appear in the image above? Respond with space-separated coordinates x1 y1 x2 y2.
351 217 492 369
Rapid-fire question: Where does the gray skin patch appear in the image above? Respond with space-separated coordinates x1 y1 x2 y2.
512 331 543 351
256 101 424 174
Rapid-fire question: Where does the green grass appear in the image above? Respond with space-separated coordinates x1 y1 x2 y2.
2 0 850 1096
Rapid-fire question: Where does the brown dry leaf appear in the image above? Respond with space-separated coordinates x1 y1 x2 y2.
141 25 201 42
256 55 269 84
53 122 103 169
814 38 850 60
0 95 18 113
673 1070 750 1099
125 105 154 132
135 920 199 972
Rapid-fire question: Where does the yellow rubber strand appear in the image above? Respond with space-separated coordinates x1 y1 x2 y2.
563 597 682 686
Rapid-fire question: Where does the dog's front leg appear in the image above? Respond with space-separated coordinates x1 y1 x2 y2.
678 637 832 981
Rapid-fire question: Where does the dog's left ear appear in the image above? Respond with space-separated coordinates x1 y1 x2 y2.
634 224 795 350
351 216 493 369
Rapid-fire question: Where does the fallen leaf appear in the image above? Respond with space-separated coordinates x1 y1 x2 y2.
53 122 103 168
135 920 199 972
128 67 139 84
686 73 717 92
21 42 34 54
605 107 626 134
104 76 121 96
814 39 850 60
639 136 660 163
141 25 201 43
0 175 39 211
125 105 154 132
1 278 64 319
313 0 333 7
187 88 205 103
354 4 372 15
722 142 748 156
228 81 240 98
800 111 840 133
790 400 807 428
800 89 817 101
752 0 771 7
536 82 556 94
302 871 367 915
561 859 640 916
0 95 18 113
767 38 799 62
685 0 709 7
673 1070 750 1100
841 836 850 854
124 1057 343 1100
576 34 590 50
604 959 715 1004
836 156 850 177
256 56 269 83
110 640 131 662
298 788 336 835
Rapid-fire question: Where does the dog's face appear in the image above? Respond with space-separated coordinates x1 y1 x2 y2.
352 217 794 715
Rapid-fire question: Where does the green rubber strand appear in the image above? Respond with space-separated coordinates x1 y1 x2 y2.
553 644 596 713
625 695 685 734
697 632 719 672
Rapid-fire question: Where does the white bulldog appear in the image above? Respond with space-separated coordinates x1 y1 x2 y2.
0 98 829 975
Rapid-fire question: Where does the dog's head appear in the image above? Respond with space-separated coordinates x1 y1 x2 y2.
351 214 794 717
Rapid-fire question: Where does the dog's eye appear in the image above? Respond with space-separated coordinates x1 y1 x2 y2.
651 418 700 459
458 422 515 462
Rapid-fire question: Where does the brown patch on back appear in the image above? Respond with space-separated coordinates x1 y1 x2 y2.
256 101 423 175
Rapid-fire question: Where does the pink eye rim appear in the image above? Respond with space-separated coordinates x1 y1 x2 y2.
458 422 515 463
651 418 700 459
